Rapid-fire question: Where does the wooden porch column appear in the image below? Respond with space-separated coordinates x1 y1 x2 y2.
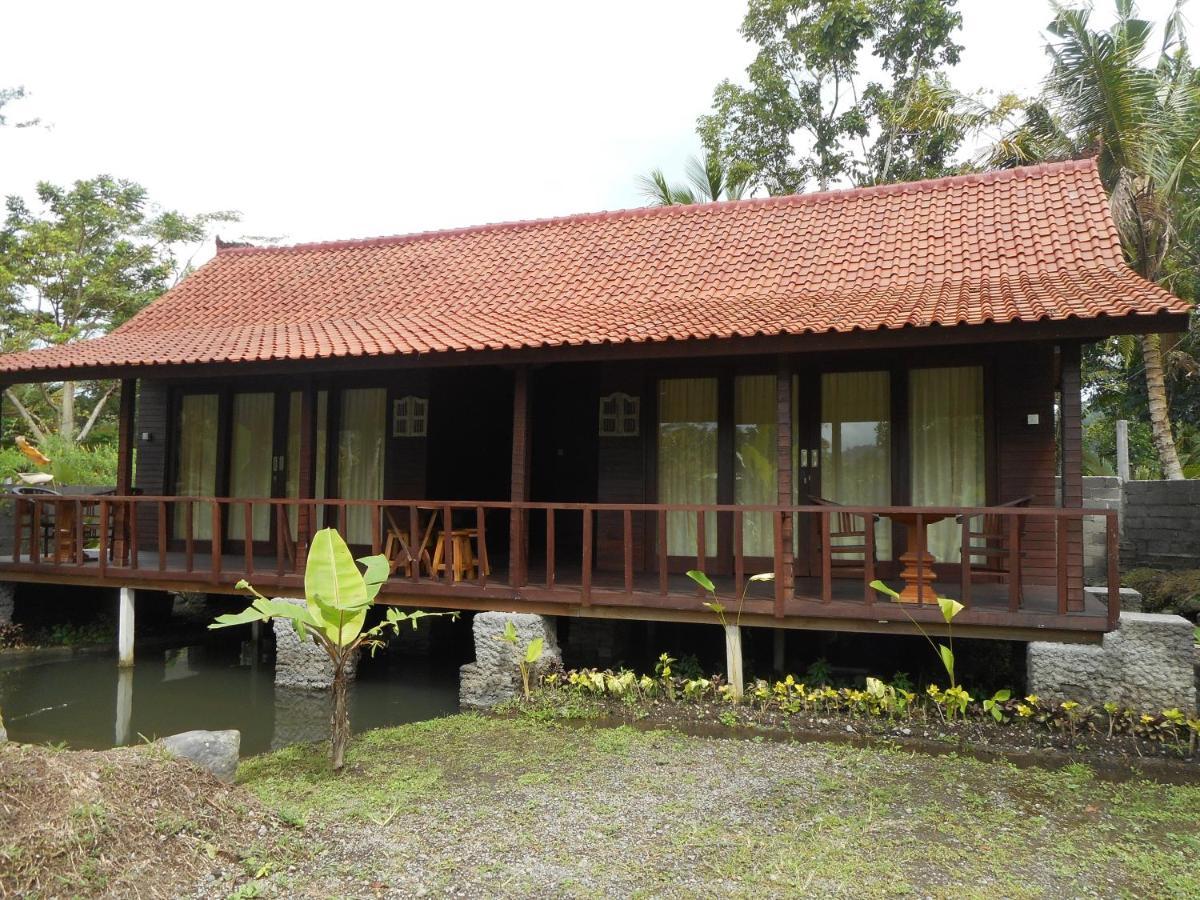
114 379 136 563
509 366 531 587
1059 342 1084 611
295 385 317 569
775 355 794 615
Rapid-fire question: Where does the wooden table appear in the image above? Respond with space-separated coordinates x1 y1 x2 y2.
888 511 948 604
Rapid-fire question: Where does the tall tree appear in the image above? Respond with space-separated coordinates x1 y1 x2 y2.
698 0 967 195
0 86 39 129
1 176 237 442
637 153 751 206
990 0 1200 479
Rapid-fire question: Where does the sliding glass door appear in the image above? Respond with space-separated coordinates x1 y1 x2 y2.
337 387 386 545
910 366 985 562
658 378 718 558
734 375 777 559
174 394 219 538
228 392 276 541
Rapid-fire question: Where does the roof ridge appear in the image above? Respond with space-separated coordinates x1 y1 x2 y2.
218 158 1100 257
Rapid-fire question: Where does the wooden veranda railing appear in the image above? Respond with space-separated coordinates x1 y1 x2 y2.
0 493 1121 631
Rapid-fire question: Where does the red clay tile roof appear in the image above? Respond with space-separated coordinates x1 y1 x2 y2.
0 159 1190 378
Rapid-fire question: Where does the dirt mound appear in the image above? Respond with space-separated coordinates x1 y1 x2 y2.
0 741 292 898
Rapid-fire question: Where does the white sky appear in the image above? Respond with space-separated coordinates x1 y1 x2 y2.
0 0 1190 258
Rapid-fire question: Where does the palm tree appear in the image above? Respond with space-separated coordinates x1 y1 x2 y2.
637 153 751 206
991 0 1200 479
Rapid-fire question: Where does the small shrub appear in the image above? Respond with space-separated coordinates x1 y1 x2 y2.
1123 568 1200 618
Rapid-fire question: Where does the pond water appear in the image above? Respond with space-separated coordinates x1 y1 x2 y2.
0 633 460 756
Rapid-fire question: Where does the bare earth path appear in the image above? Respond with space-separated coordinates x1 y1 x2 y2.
235 715 1200 899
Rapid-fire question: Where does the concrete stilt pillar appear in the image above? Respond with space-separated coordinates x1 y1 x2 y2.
460 611 561 709
0 582 15 626
724 624 744 700
114 667 133 745
773 629 786 674
117 587 135 668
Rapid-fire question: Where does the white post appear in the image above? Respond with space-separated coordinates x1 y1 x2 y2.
1116 419 1130 481
117 587 135 668
724 624 744 701
773 628 785 674
114 667 133 745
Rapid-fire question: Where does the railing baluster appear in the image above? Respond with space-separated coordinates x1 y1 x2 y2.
31 500 41 565
409 505 421 583
244 502 254 575
959 512 971 609
128 500 139 570
371 503 382 556
820 509 832 604
773 509 785 617
476 506 488 587
657 510 668 596
545 507 555 589
1106 512 1119 630
157 501 167 572
275 502 287 574
443 504 454 584
695 510 705 594
581 507 592 605
623 508 633 597
863 510 875 606
75 499 86 566
337 504 347 539
185 500 194 573
12 498 23 563
98 500 108 578
211 502 222 579
1055 515 1067 615
734 509 745 599
914 512 924 605
1009 514 1022 613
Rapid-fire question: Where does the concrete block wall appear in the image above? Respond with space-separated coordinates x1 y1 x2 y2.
1120 480 1200 571
1056 476 1123 581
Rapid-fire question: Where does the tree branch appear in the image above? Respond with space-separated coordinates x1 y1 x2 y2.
76 382 118 443
4 388 47 442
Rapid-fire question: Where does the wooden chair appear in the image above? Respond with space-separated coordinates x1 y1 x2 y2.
11 486 61 557
956 496 1032 597
383 509 436 577
809 496 879 577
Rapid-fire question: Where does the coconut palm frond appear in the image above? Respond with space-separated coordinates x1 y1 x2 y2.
637 169 680 207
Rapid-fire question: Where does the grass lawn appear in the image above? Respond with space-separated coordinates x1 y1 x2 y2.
237 714 1200 899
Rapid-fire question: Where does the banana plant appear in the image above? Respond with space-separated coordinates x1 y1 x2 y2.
211 527 457 771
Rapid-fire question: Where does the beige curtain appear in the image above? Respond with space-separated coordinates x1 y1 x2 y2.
314 390 329 529
910 366 985 561
228 392 275 541
821 371 892 559
174 394 219 539
338 387 386 545
284 391 302 539
658 378 717 557
735 375 777 557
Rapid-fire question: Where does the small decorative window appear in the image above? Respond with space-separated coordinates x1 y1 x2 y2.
599 392 639 437
392 396 428 437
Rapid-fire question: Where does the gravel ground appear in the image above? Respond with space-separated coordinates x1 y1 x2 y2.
234 714 1200 899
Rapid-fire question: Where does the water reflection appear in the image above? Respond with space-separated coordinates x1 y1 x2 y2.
0 633 459 755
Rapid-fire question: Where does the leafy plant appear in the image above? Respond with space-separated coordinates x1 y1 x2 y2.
687 568 775 629
983 689 1012 723
870 580 964 689
211 527 457 771
499 619 545 702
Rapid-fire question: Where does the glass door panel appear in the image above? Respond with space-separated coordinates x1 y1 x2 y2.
821 371 892 559
658 378 718 557
228 392 275 541
734 375 777 558
910 366 985 561
174 394 219 539
337 387 386 545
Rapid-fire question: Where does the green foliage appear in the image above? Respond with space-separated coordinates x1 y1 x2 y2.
869 579 963 687
637 152 751 206
498 619 545 701
0 434 118 485
698 0 972 194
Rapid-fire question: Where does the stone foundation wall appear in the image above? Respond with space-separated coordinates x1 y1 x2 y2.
459 611 562 709
1027 612 1197 712
271 598 357 689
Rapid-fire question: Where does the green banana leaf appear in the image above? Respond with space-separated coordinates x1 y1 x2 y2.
304 528 371 646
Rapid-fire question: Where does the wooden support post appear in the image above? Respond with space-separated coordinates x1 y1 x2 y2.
724 624 744 701
775 355 794 615
1059 342 1084 611
117 586 135 668
509 366 531 588
296 385 316 569
114 379 136 564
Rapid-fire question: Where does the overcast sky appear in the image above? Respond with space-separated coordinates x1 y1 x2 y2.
0 0 1190 257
